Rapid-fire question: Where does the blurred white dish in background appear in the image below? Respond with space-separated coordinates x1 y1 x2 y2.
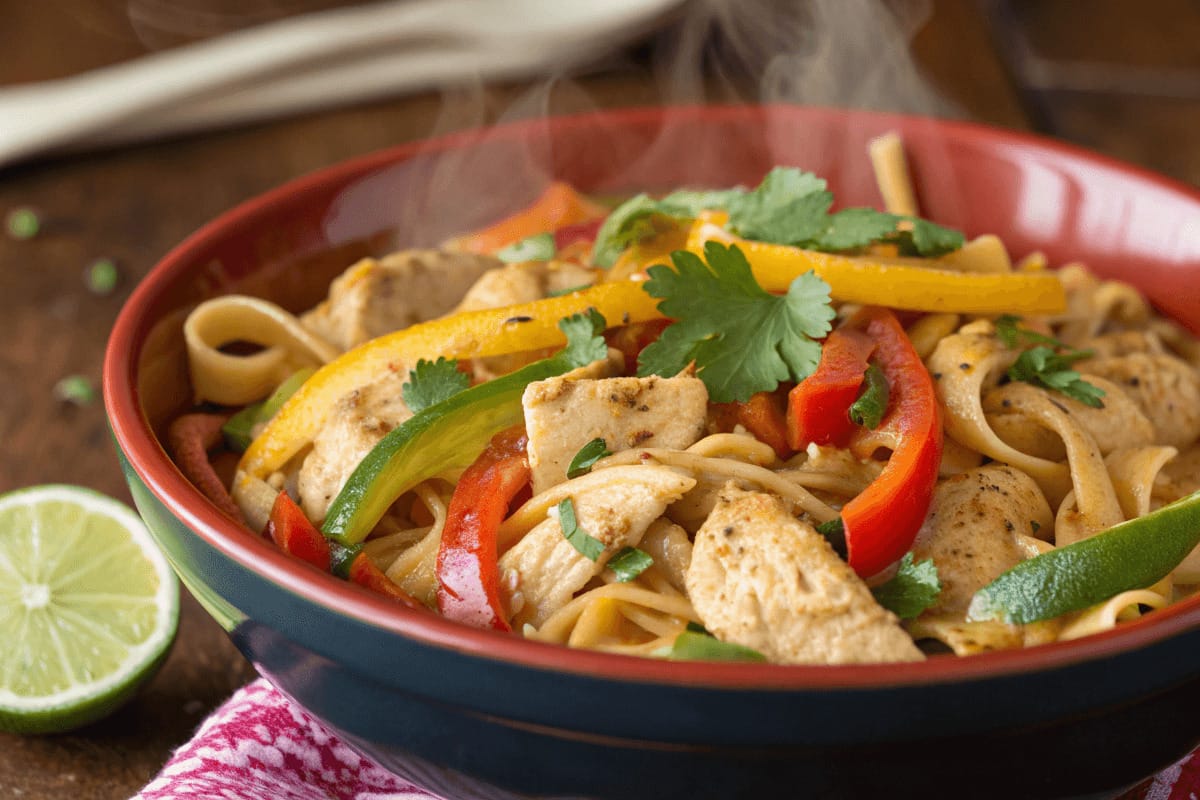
0 0 683 167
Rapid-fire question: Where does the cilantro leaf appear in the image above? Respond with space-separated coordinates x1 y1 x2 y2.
994 314 1065 349
815 517 848 559
557 308 609 369
556 498 604 561
638 242 835 403
725 168 831 244
402 357 471 414
871 553 941 619
567 438 611 479
900 217 967 257
591 189 741 268
1008 345 1106 408
496 232 555 263
848 363 889 429
606 546 653 582
665 630 767 662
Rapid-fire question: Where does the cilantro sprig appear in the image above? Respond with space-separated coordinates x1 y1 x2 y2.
496 232 555 263
590 167 964 268
566 438 611 479
402 357 471 414
606 547 653 582
556 497 604 561
661 622 767 662
637 241 835 403
871 553 941 619
995 315 1106 408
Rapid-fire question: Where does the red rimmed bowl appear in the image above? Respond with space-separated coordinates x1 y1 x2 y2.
105 105 1200 800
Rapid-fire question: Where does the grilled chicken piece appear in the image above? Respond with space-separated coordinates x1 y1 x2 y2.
501 465 695 628
1081 352 1200 449
522 374 708 494
910 465 1053 618
454 259 598 313
296 370 412 523
686 487 923 665
302 250 501 351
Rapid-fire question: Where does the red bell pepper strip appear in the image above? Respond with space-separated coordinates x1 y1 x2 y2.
786 329 876 450
167 412 245 524
348 552 425 610
711 391 792 460
450 182 608 254
436 426 531 632
264 491 331 571
841 307 943 578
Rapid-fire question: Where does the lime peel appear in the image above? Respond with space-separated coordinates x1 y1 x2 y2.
968 490 1200 625
0 485 179 733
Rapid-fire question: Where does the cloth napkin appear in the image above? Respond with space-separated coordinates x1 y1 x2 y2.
133 677 1200 800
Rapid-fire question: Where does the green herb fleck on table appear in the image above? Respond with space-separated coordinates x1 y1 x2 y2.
85 258 120 295
6 208 40 240
402 357 471 414
638 241 836 403
556 498 604 561
53 375 96 406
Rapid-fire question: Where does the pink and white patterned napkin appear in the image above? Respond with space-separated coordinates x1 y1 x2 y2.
133 677 1200 800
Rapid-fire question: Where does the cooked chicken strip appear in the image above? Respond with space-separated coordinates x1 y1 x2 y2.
686 487 923 665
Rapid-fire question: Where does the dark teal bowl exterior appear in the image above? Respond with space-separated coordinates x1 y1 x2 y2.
107 106 1200 800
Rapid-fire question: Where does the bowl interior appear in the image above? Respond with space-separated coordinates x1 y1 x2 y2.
108 104 1200 688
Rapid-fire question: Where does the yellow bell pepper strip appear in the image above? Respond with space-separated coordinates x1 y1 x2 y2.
969 490 1200 625
447 181 609 255
686 212 1066 315
319 311 608 547
236 282 661 482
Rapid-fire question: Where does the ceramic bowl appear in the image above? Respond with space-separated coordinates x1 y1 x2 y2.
105 105 1200 800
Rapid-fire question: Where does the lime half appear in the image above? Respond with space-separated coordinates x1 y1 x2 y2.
0 485 179 733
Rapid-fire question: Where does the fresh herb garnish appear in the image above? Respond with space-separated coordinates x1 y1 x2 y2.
85 258 119 295
402 357 471 414
53 375 95 406
606 546 653 582
871 553 941 619
994 314 1065 349
848 363 889 429
1008 346 1106 408
556 498 604 561
566 438 612 479
497 232 556 263
815 517 848 559
591 189 742 268
638 241 835 403
590 167 964 268
6 207 40 240
995 315 1105 408
665 629 767 662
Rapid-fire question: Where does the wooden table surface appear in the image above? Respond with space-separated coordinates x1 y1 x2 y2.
1 1 1197 797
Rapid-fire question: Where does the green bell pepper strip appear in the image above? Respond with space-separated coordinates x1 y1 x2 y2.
968 490 1200 625
222 368 315 451
321 311 607 547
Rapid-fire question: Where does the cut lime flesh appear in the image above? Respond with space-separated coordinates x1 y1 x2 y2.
0 485 179 733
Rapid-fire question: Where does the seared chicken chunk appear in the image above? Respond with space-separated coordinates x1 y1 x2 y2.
501 465 695 627
1081 353 1200 449
302 250 501 350
454 259 597 313
297 369 411 522
522 374 708 494
686 487 923 665
910 465 1053 617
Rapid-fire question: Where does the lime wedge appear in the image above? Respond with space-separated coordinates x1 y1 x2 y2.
0 485 179 734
